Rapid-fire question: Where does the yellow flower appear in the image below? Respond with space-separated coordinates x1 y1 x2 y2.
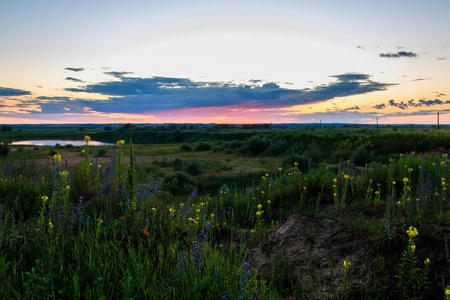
333 178 338 183
343 260 351 269
49 221 53 229
61 170 69 178
403 177 409 183
152 207 157 211
410 244 416 252
392 181 396 185
257 204 262 210
446 286 450 295
344 174 350 179
256 211 262 216
407 226 418 238
117 140 125 146
424 258 430 265
210 213 215 218
267 200 271 204
265 174 269 177
294 162 298 166
278 167 282 171
98 165 101 168
41 196 48 202
66 185 70 190
84 136 90 143
53 153 62 164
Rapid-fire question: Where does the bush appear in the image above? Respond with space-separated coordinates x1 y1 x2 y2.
281 154 311 172
216 161 233 171
195 142 211 151
161 171 198 195
245 136 268 155
179 144 192 152
96 148 108 157
184 159 203 175
172 157 184 171
49 150 57 156
331 149 353 163
0 141 9 157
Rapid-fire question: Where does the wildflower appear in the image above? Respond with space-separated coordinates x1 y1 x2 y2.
333 178 338 183
265 174 269 177
256 211 262 216
392 181 396 185
152 207 156 211
403 177 409 183
344 174 350 179
343 260 351 269
294 162 298 166
446 286 450 295
210 213 215 218
66 185 70 190
410 244 416 252
41 196 48 203
49 221 54 229
53 153 62 164
278 167 282 171
267 200 271 204
257 204 262 210
261 190 265 194
140 228 150 237
406 226 418 238
61 170 69 178
117 140 125 146
98 164 101 169
424 258 430 265
84 136 90 143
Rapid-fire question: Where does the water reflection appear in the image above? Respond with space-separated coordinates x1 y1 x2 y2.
11 140 114 146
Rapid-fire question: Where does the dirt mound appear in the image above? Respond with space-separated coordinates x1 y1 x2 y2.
253 214 376 297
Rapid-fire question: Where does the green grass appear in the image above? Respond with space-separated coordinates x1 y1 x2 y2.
1 128 450 298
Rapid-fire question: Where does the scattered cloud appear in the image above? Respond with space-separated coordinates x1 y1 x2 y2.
61 73 394 114
104 71 134 78
437 57 446 60
379 98 450 110
64 67 85 72
379 51 418 58
0 87 31 96
65 77 85 83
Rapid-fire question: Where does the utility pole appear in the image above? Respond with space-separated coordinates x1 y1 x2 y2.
438 111 440 129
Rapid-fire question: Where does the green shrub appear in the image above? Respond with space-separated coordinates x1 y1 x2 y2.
184 159 203 175
195 142 211 151
216 161 233 171
179 144 193 152
96 148 108 157
0 141 9 156
161 171 198 194
172 157 184 171
281 154 311 172
331 149 353 163
245 136 268 155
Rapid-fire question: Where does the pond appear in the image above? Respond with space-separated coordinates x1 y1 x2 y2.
10 140 114 146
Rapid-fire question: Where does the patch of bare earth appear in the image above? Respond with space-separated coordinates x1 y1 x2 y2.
252 214 377 298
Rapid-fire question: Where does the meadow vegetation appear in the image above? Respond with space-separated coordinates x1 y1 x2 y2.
1 125 450 298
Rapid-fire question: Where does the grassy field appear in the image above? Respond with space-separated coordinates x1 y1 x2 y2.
1 126 450 299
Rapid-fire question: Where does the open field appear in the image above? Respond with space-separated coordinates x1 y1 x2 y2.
1 126 450 299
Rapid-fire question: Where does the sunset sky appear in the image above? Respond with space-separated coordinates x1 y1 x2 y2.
1 0 449 124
